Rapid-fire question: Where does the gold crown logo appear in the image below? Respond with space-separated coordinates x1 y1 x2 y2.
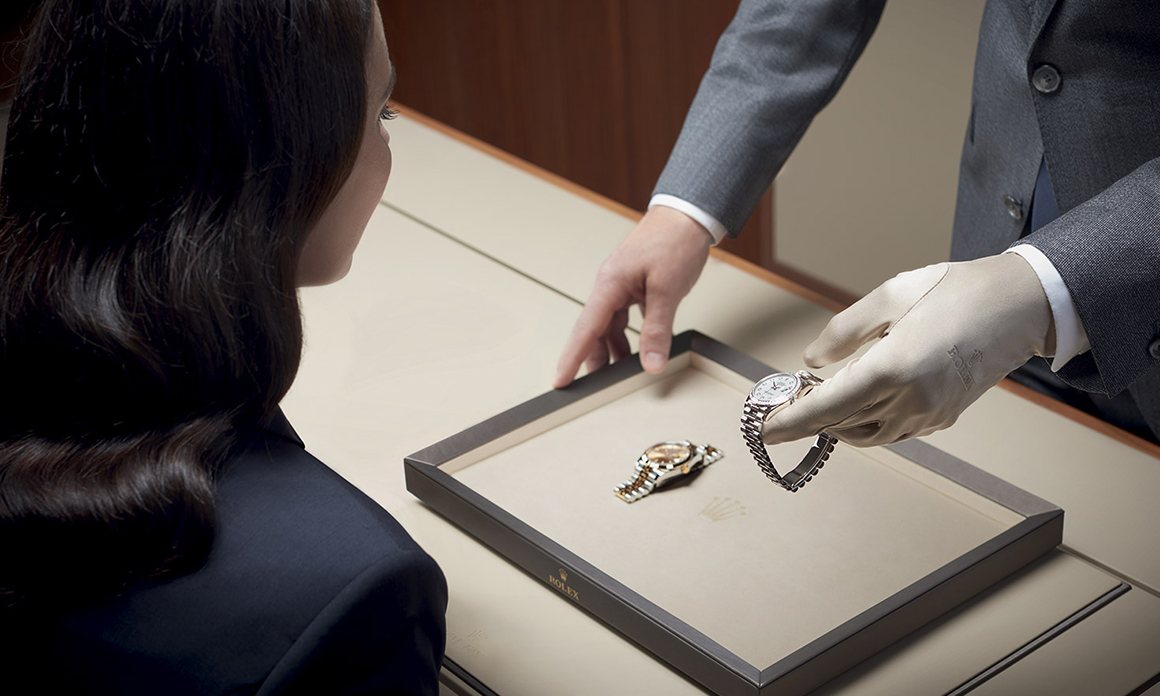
699 497 747 522
559 568 568 582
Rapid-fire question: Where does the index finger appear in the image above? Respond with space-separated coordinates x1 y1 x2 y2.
553 282 631 388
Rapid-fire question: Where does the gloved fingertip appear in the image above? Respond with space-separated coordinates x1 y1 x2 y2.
803 329 850 368
801 349 828 370
761 414 819 447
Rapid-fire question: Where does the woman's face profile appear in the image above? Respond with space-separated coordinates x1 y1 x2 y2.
296 4 394 287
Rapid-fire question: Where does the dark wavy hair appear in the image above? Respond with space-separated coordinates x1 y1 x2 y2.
0 0 373 606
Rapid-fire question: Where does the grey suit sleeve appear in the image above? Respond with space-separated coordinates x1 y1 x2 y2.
1022 157 1160 396
653 0 886 236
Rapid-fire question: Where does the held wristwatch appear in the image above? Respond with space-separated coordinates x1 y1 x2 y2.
741 371 838 492
615 441 723 503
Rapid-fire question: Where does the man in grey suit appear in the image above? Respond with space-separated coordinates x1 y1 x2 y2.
555 0 1160 446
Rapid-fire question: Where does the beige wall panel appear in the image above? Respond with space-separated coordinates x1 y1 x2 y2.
283 204 609 507
922 390 1160 593
970 587 1160 696
382 117 634 305
814 551 1118 696
383 115 837 373
774 0 986 297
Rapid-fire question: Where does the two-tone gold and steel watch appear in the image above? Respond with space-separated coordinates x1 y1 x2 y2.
741 370 837 492
615 441 723 503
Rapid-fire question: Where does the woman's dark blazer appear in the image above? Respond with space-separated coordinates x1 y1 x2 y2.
2 411 448 695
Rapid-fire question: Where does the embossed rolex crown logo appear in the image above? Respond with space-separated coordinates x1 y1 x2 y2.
559 568 568 582
948 344 983 390
700 496 747 522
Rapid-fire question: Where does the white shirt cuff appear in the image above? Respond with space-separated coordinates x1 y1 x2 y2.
649 194 729 245
1006 245 1091 371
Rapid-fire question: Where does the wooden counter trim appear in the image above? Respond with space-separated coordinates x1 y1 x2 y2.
391 102 1160 462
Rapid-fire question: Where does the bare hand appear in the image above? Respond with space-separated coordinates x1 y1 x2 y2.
553 206 713 388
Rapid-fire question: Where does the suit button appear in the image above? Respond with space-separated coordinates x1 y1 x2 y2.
1149 338 1160 360
1003 194 1024 220
1032 64 1061 93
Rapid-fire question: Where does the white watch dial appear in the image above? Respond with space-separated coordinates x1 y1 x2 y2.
749 372 800 406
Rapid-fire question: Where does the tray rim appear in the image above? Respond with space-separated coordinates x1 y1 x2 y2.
405 330 1063 696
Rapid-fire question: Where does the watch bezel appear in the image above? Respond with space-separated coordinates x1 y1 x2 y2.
643 440 694 468
748 371 801 407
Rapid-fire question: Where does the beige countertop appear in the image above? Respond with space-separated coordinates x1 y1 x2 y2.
281 110 1160 696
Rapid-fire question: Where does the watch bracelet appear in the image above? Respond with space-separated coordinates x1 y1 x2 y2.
699 444 723 466
741 400 837 492
617 453 663 499
616 449 688 501
742 402 786 487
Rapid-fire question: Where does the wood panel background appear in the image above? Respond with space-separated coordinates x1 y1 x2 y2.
378 0 773 268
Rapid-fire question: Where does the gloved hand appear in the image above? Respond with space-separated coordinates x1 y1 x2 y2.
763 253 1056 447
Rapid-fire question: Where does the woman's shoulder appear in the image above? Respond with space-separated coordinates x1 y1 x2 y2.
180 408 448 654
7 412 446 696
218 409 427 569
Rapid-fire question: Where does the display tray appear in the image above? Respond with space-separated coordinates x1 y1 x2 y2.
405 331 1063 696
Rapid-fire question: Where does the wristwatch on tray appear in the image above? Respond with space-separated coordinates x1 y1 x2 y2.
615 441 723 503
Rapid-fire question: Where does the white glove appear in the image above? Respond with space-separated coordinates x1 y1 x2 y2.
763 253 1056 447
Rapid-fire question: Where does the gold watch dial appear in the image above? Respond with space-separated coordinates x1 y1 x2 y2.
645 442 692 466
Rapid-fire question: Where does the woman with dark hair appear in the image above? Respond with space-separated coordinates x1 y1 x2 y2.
0 0 42 177
0 0 446 693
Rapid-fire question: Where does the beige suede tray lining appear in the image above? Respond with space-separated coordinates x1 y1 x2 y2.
447 354 1022 668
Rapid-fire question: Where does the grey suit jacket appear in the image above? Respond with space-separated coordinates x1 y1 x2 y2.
654 0 1160 438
